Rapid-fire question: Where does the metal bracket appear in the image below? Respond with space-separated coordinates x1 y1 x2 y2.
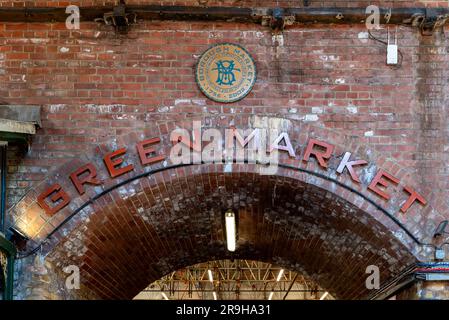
404 9 449 36
261 8 295 33
94 1 137 34
421 14 449 36
384 8 392 24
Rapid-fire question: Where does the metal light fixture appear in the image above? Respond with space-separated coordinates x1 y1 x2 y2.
208 269 214 283
94 0 137 34
8 226 29 251
320 292 329 300
276 269 284 282
435 248 445 260
434 220 449 238
225 210 236 252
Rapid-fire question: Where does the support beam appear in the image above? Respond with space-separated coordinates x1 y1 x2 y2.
0 5 447 28
283 273 299 300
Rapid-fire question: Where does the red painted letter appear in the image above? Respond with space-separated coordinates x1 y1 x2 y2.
400 186 427 213
103 148 134 178
368 170 399 200
137 138 165 166
37 184 71 216
303 139 334 169
336 152 368 183
69 163 101 195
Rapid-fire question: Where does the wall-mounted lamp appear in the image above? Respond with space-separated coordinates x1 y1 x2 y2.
434 220 449 238
433 221 449 260
8 226 29 251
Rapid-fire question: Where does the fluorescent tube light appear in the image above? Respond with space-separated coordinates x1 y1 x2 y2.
320 292 329 300
276 269 284 282
225 210 236 252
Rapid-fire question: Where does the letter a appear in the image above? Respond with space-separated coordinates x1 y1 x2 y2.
365 265 380 290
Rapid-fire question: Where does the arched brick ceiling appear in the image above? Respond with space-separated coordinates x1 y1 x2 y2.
46 170 416 300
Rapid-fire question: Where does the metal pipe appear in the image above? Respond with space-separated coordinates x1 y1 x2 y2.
0 5 447 26
0 142 6 234
5 254 14 300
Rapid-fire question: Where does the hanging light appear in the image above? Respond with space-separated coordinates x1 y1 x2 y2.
225 210 236 252
213 292 218 300
276 269 284 282
320 292 329 300
208 269 214 283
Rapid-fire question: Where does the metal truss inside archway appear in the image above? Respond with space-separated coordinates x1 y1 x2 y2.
134 260 334 301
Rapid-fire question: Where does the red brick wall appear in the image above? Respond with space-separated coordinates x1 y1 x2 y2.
1 1 449 299
1 19 448 210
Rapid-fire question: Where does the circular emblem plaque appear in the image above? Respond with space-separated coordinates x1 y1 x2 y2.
195 43 257 103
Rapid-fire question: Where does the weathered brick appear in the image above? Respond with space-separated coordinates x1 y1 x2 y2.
2 0 449 300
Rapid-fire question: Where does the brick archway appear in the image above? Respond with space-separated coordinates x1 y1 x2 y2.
45 167 417 299
8 116 443 299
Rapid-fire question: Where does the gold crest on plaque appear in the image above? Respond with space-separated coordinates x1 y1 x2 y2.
195 43 257 103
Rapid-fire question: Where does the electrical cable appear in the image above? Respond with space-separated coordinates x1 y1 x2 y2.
367 263 416 300
416 268 449 273
417 262 449 267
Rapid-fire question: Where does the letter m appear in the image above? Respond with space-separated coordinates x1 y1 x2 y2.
225 128 260 163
